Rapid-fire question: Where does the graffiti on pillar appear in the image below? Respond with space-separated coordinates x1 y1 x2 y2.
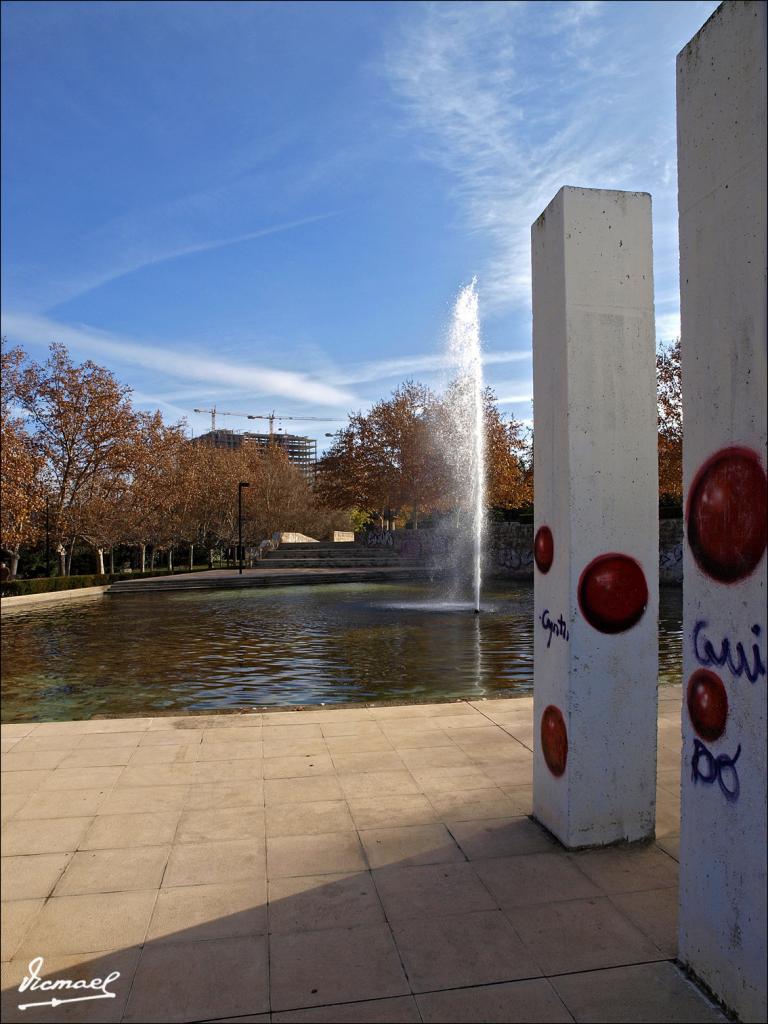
687 446 767 583
577 553 648 634
691 739 741 802
693 620 766 684
686 668 743 802
540 608 569 648
687 669 729 740
534 526 554 573
541 704 568 776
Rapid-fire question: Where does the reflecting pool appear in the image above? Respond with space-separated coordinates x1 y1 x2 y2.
1 581 683 722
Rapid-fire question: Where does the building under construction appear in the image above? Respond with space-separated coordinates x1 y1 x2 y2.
194 428 318 481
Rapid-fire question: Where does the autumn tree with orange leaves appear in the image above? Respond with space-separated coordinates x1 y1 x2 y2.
657 339 682 503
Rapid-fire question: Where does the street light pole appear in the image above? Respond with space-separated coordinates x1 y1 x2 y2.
45 495 51 576
238 481 250 575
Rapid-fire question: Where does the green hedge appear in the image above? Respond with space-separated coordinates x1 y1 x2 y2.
1 566 211 598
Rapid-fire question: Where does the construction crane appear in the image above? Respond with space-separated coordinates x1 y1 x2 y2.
193 406 336 436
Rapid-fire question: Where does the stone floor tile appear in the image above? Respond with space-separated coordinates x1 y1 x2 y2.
385 728 457 749
263 724 323 742
116 764 196 788
422 703 480 719
268 870 385 933
16 890 157 955
128 744 200 765
1 749 69 772
348 794 438 830
40 767 124 791
14 787 110 820
1 769 52 794
338 770 420 800
506 896 664 975
370 704 435 721
175 805 264 843
373 861 497 921
124 934 269 1023
76 730 145 749
54 845 169 895
98 784 189 815
1 816 91 856
270 922 409 1011
193 759 264 783
0 793 27 823
182 780 264 810
427 788 522 822
569 844 679 894
11 733 82 757
147 879 267 942
200 726 263 744
359 823 464 869
393 908 541 992
410 765 496 794
551 961 727 1023
263 737 329 758
266 799 354 837
655 834 680 861
263 753 336 779
610 887 678 957
476 852 602 906
398 745 472 769
57 748 133 769
331 750 407 774
1 853 72 900
417 979 573 1023
138 729 204 746
446 816 554 860
196 740 263 762
1 947 141 1024
273 995 420 1022
0 899 44 961
501 783 534 814
163 839 265 887
323 733 395 755
80 810 181 849
267 832 366 878
0 724 35 739
265 775 343 805
320 719 384 737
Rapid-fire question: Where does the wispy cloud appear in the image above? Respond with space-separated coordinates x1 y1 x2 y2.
333 347 530 385
1 311 356 410
382 1 688 315
43 212 337 311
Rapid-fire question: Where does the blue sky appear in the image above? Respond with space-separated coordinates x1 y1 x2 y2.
2 0 718 450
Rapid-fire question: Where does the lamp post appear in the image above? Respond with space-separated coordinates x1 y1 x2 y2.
238 481 250 575
45 495 51 576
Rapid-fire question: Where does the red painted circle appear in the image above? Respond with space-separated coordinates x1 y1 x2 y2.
541 705 568 777
534 526 554 574
687 447 767 583
578 554 648 634
687 669 728 742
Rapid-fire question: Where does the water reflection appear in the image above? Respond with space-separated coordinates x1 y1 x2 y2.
1 581 682 722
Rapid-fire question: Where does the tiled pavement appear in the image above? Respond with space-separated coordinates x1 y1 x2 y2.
0 687 726 1023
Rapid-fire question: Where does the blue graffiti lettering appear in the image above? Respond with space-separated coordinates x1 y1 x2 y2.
691 738 741 802
693 620 766 684
540 609 570 649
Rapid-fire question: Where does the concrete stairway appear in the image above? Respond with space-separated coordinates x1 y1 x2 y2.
258 540 418 570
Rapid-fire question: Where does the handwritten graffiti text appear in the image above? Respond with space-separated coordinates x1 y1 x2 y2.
691 738 741 802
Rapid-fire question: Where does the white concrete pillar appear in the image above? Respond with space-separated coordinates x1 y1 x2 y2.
531 187 658 848
677 3 767 1019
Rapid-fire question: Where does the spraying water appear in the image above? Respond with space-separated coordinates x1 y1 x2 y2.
446 278 486 613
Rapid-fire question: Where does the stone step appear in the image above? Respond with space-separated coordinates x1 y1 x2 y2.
108 567 434 595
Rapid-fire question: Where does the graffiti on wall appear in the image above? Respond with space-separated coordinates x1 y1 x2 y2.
684 447 767 804
540 608 569 648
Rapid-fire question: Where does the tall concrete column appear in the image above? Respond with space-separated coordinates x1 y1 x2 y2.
531 187 658 848
677 3 767 1019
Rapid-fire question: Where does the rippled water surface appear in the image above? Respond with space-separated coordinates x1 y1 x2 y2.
1 581 682 722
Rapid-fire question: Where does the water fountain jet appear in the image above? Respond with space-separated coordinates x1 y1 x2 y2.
445 278 486 613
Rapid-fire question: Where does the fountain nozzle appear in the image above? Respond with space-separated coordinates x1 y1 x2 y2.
474 608 480 615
